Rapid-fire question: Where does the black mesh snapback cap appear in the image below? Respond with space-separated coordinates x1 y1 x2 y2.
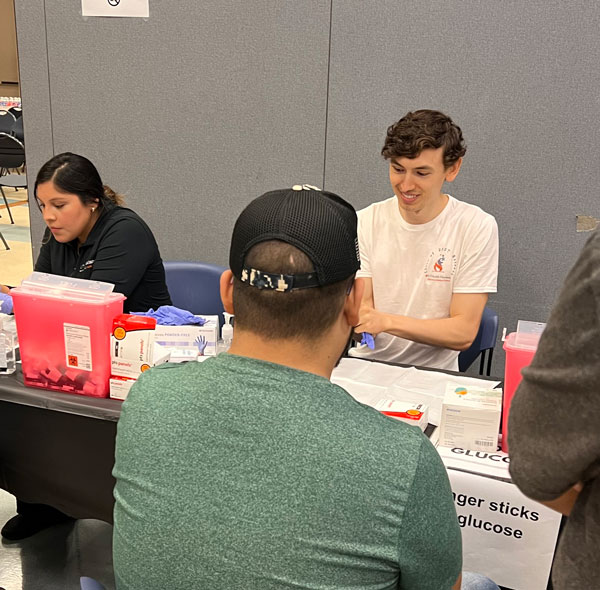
229 185 360 292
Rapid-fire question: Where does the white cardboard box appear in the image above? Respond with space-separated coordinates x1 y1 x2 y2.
111 343 171 379
437 383 502 452
154 315 219 357
374 399 429 431
109 376 136 401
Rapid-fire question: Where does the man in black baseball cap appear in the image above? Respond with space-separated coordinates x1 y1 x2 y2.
113 186 464 590
223 185 362 357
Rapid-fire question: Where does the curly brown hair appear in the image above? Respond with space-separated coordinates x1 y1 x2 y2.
381 110 466 169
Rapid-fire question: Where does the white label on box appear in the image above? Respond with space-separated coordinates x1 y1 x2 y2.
64 323 92 371
111 328 154 362
109 377 136 401
111 343 170 379
438 384 501 452
154 316 219 356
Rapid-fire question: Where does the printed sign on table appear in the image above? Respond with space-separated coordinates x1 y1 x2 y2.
81 0 149 18
447 468 561 590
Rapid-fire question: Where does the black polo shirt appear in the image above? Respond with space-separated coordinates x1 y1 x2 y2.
35 206 172 313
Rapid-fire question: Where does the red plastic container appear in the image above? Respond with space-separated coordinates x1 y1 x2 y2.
12 273 125 397
501 332 540 452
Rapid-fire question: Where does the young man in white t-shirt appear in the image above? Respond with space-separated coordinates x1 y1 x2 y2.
351 110 499 371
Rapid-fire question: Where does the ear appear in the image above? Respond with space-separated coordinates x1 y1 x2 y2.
445 157 462 183
220 270 235 314
343 277 364 328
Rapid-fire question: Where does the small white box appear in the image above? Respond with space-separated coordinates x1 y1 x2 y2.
111 343 171 379
109 376 136 401
111 314 156 362
154 315 219 357
438 384 502 452
374 400 429 431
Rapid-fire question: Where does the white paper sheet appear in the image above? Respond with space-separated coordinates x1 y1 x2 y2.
331 359 500 426
82 0 149 18
447 470 560 590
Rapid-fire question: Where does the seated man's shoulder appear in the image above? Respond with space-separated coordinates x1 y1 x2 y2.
357 196 397 219
450 196 497 226
124 360 207 405
335 395 433 460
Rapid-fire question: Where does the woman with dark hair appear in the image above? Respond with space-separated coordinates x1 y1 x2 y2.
31 152 172 313
1 152 172 541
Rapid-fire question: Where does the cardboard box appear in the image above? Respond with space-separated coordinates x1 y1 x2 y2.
111 314 156 362
109 376 136 401
438 384 502 452
374 399 429 431
111 343 171 379
154 315 219 357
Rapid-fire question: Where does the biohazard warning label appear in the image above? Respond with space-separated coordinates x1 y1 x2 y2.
64 323 92 371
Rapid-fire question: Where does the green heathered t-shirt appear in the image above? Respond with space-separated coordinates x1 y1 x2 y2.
113 354 461 589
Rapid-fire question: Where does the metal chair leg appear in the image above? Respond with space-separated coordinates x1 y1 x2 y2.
0 186 14 224
486 348 494 377
0 229 9 250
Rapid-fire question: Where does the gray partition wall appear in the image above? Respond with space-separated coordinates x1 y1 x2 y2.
14 1 600 374
15 0 331 263
324 1 600 373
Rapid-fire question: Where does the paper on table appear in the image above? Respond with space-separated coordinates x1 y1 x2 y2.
332 359 500 426
331 377 387 407
333 358 414 387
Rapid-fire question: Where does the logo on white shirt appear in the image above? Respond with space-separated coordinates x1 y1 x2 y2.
424 248 457 282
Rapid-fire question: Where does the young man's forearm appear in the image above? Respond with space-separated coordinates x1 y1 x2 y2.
357 306 477 350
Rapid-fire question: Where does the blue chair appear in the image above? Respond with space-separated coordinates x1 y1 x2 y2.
163 261 227 323
80 577 106 590
458 307 499 376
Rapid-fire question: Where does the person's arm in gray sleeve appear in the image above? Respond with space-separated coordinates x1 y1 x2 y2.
509 231 600 507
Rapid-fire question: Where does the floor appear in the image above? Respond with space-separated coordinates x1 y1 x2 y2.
0 184 34 288
0 490 116 590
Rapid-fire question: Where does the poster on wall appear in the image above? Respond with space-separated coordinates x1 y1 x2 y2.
81 0 149 18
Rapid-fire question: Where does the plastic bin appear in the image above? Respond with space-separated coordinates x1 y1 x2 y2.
12 272 125 398
501 331 541 452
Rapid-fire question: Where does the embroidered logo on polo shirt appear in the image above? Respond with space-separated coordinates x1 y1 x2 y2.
78 259 95 273
424 248 457 282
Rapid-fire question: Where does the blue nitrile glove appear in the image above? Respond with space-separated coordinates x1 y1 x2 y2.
194 335 208 355
360 332 375 350
133 305 207 326
0 293 13 314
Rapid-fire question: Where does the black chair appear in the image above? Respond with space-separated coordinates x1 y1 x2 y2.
8 107 22 119
458 307 499 376
11 117 24 143
0 133 27 224
0 110 16 135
